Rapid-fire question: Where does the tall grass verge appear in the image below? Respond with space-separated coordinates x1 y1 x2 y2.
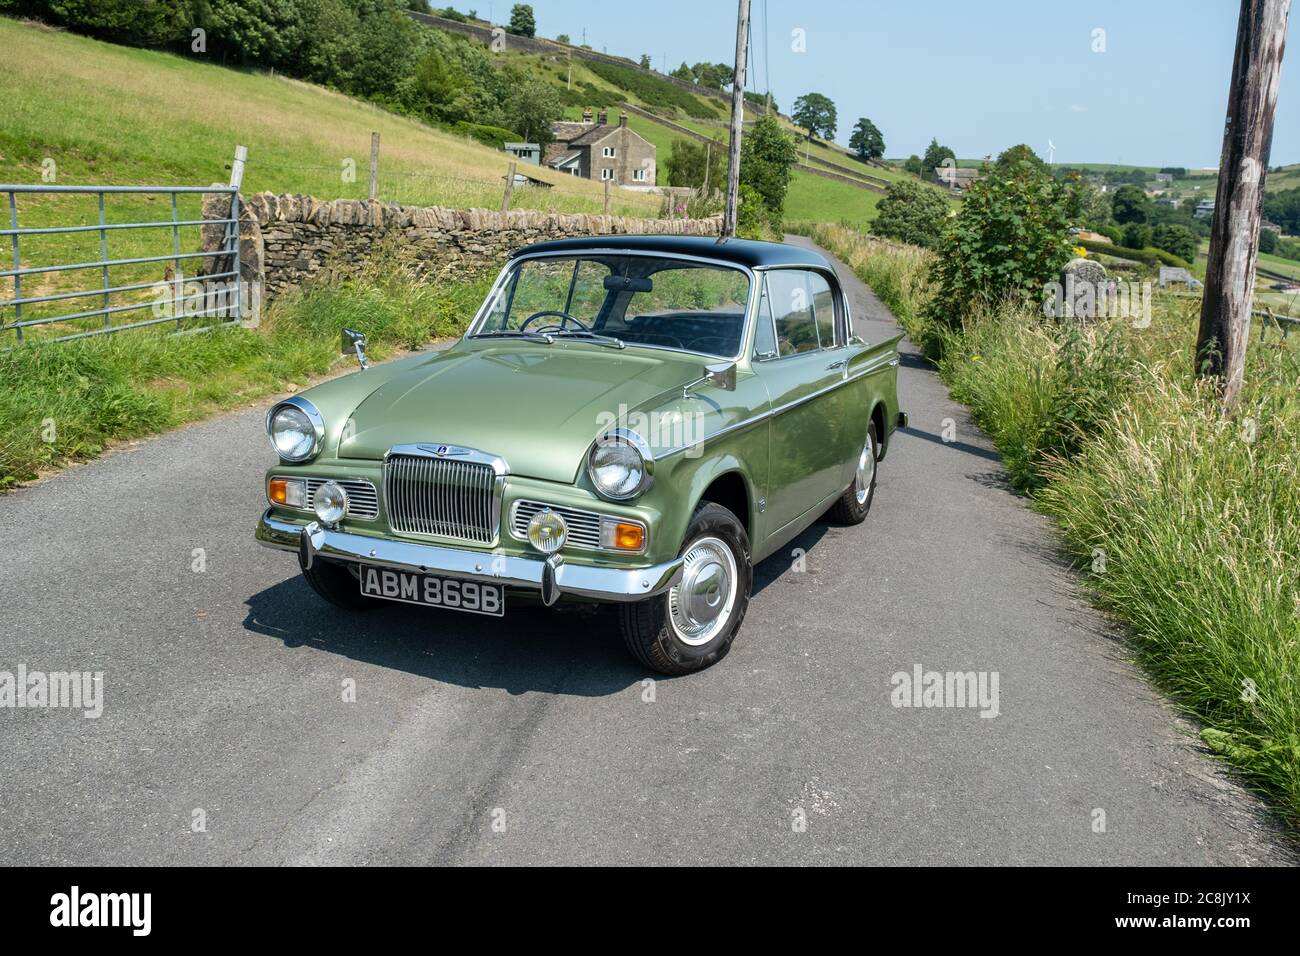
0 255 491 489
803 221 1300 835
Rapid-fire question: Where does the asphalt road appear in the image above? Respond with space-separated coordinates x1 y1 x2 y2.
1 237 1293 865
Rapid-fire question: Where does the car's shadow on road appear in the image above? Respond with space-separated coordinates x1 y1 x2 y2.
243 577 644 696
243 524 832 694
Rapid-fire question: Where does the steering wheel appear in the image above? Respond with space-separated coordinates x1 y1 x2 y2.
520 310 592 334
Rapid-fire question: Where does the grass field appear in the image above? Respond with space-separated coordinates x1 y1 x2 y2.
0 17 673 341
798 221 1300 837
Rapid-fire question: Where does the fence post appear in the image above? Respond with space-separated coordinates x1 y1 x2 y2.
603 179 611 216
7 190 20 343
501 161 517 213
229 145 246 325
98 192 111 328
369 132 380 202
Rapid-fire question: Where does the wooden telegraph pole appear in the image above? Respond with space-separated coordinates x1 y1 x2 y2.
721 0 751 238
1196 0 1290 409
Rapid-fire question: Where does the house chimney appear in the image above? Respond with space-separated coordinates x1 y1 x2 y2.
597 110 608 125
582 107 593 123
618 113 627 128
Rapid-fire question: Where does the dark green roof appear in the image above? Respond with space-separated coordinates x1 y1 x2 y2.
512 235 833 270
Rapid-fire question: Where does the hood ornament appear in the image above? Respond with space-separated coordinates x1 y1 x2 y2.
418 443 470 457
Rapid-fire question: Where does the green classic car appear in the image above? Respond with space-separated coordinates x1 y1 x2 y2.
256 235 905 673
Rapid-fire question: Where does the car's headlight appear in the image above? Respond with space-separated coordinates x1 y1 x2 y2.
267 398 324 462
587 428 654 501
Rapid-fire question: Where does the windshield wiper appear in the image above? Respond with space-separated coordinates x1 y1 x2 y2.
469 329 554 343
550 330 626 349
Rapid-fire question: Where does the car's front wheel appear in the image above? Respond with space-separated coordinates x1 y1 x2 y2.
618 502 752 675
301 557 379 610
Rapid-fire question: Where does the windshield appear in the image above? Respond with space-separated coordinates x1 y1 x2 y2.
474 254 752 358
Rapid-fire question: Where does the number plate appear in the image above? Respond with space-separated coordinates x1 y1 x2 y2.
359 566 504 617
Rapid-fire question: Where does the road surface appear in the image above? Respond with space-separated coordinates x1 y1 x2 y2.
0 237 1292 865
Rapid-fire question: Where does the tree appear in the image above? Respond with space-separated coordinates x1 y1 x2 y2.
1122 222 1153 250
1259 227 1279 253
671 61 694 82
903 155 925 178
995 144 1046 173
740 114 798 221
928 159 1076 323
872 180 950 249
848 118 885 161
1152 223 1197 262
499 69 561 143
921 138 956 177
1111 184 1151 225
507 3 535 36
555 33 570 44
665 136 726 192
690 62 732 90
792 93 837 141
639 53 651 69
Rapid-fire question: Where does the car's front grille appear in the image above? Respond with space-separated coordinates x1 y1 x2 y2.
510 500 604 550
384 454 497 543
302 478 379 519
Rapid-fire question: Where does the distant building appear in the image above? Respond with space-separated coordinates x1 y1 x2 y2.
935 166 980 192
1195 199 1216 219
1154 172 1173 184
545 111 657 185
1261 219 1283 234
503 142 541 165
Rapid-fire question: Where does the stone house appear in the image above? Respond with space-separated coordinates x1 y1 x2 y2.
544 111 657 185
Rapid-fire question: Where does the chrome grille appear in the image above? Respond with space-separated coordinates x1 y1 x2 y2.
510 501 604 550
302 478 378 519
384 454 497 543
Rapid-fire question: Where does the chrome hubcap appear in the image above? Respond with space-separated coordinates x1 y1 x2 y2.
855 432 876 505
668 536 738 646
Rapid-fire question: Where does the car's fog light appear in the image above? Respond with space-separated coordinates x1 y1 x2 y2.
527 508 568 554
312 480 349 527
268 477 308 508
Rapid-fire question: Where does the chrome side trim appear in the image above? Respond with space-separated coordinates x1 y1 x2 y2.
255 510 681 603
654 357 895 460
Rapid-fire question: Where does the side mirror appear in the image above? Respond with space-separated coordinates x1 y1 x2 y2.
342 328 369 370
704 361 737 391
683 360 737 398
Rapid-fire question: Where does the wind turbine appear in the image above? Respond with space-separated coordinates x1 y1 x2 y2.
1048 139 1057 165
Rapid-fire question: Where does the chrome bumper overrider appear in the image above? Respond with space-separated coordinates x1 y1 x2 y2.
255 509 682 604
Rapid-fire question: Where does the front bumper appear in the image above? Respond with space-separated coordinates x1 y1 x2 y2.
255 509 682 604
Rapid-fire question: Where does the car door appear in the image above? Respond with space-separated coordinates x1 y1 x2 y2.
752 269 849 532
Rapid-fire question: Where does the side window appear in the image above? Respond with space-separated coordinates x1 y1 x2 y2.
808 272 837 348
766 271 819 356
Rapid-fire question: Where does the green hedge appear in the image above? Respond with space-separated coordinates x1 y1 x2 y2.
1078 239 1191 270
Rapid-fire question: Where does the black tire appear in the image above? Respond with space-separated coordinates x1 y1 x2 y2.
826 420 879 525
301 557 379 610
618 501 752 675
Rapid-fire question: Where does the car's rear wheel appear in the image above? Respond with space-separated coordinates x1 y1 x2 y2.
301 557 379 610
618 502 752 675
826 421 878 525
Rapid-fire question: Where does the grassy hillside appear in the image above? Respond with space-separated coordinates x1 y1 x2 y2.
0 17 681 341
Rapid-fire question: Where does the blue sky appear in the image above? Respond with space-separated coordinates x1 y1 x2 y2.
485 0 1300 168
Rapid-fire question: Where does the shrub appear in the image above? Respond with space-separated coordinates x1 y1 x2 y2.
871 179 951 250
927 160 1076 326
